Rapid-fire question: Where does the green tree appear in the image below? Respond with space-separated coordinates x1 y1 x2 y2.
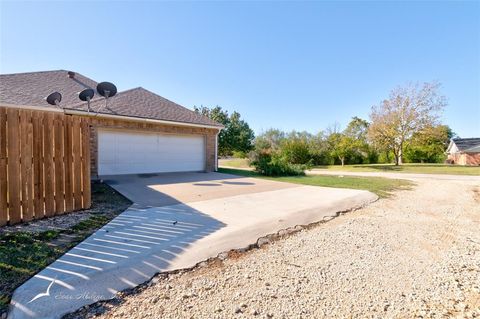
307 132 332 165
280 132 311 164
225 111 255 154
344 116 369 141
404 125 454 163
254 129 286 152
194 106 254 156
328 132 356 166
344 117 373 163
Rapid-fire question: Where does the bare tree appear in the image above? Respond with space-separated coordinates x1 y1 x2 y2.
368 82 446 165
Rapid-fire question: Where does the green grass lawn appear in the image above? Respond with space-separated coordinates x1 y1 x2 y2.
313 163 480 175
0 182 131 313
219 168 413 198
218 158 251 168
218 159 480 176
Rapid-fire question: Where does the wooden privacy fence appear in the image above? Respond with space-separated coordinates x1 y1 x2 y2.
0 106 91 226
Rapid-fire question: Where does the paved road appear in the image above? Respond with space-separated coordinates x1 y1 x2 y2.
9 172 376 319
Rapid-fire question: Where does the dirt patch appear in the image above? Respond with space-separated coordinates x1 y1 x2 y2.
473 187 480 202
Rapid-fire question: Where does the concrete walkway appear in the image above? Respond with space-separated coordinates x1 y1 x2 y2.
307 169 480 182
9 173 377 319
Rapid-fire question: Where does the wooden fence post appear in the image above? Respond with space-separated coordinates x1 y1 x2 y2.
6 108 21 224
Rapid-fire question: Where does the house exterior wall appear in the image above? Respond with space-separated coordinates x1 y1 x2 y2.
77 116 219 178
447 152 480 166
447 153 463 164
447 153 456 163
465 153 480 166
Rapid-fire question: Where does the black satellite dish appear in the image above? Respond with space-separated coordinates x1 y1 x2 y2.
96 82 117 98
79 88 95 101
79 88 95 113
46 92 62 106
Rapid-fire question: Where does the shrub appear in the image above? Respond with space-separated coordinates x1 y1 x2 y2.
280 138 311 164
249 149 307 176
232 150 247 159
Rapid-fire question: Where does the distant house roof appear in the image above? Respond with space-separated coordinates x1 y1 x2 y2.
450 138 480 153
465 144 480 153
0 70 222 128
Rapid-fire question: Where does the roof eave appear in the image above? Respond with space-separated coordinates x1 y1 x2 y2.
0 102 64 113
63 108 224 130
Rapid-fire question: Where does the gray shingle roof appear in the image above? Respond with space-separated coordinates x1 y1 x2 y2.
68 87 221 126
0 70 221 127
452 138 480 152
0 70 97 107
465 145 480 153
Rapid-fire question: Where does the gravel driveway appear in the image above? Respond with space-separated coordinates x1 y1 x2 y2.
74 177 480 319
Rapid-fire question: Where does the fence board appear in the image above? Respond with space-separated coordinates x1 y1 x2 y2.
81 120 91 208
32 113 44 218
54 115 65 213
64 118 74 212
0 108 7 225
72 118 82 210
19 111 28 219
25 111 35 220
6 108 21 224
43 113 55 217
20 110 34 221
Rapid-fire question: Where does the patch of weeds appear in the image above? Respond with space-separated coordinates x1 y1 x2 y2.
0 181 132 314
70 215 110 233
0 231 64 311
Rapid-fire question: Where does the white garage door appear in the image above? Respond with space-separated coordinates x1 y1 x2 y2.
98 129 206 175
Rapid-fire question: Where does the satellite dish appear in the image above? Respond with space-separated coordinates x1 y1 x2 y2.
46 92 62 107
79 88 95 101
96 82 117 98
79 88 95 113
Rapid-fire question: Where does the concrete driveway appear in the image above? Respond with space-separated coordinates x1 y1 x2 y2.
9 172 377 319
102 172 299 207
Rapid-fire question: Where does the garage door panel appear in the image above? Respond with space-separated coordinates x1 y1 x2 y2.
98 129 205 175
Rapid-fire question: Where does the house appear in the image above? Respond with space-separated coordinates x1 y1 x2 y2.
0 70 223 177
446 138 480 166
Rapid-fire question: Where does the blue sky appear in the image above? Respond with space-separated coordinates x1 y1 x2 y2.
1 1 479 137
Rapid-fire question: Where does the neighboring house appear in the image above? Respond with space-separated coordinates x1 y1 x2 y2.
0 70 223 177
446 138 480 166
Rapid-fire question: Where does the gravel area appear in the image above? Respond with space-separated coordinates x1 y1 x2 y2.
69 178 480 319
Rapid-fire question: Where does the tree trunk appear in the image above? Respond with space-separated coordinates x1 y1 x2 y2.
340 157 345 166
398 144 403 165
394 154 400 166
393 145 404 166
393 148 399 165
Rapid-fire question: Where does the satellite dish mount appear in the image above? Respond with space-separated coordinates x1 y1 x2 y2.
45 92 62 108
79 89 95 113
95 82 117 114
